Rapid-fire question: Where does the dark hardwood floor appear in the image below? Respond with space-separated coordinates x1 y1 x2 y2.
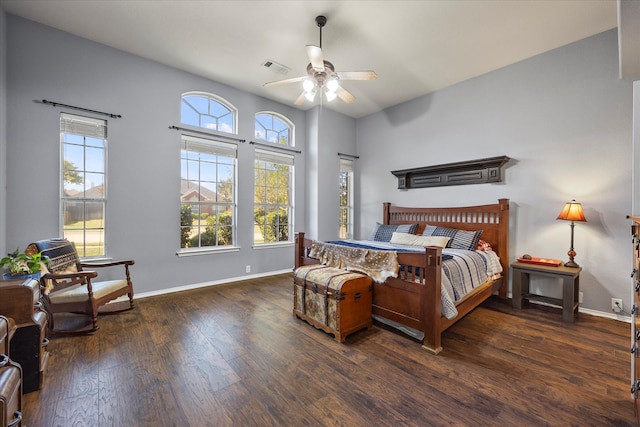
22 273 639 426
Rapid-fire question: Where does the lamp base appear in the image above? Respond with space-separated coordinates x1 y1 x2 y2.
564 260 580 268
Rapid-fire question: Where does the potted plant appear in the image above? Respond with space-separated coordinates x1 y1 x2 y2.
0 247 49 280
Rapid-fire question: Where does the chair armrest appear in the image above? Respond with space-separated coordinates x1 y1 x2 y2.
81 260 135 269
41 270 99 294
42 270 98 280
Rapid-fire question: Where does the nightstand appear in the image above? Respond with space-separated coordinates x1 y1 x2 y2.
511 261 582 322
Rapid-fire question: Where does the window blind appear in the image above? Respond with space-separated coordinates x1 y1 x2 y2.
182 135 237 158
340 158 353 173
60 113 107 138
255 148 294 166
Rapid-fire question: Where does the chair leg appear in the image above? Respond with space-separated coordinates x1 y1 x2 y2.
90 303 99 332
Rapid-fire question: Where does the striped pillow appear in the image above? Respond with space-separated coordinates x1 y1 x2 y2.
422 225 483 251
368 223 419 242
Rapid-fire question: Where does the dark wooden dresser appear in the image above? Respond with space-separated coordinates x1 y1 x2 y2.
0 315 22 427
0 278 49 394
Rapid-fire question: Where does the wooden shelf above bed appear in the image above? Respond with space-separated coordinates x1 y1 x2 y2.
391 155 510 189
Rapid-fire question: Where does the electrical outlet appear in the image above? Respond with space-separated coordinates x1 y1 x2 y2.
245 265 251 273
579 292 583 304
612 298 623 313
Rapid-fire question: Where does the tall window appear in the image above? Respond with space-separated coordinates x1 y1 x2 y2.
255 112 293 146
181 92 237 133
253 112 295 245
180 93 238 251
180 136 237 249
60 113 107 257
339 158 354 239
254 150 293 244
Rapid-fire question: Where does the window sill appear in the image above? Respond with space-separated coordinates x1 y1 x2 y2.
80 256 113 262
176 246 241 257
252 242 294 250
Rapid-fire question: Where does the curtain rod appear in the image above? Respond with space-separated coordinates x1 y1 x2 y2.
41 99 121 119
249 140 302 154
169 125 246 143
338 152 359 159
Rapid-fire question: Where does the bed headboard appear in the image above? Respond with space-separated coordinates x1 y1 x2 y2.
383 198 510 297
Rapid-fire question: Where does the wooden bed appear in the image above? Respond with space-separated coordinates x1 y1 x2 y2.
294 198 510 354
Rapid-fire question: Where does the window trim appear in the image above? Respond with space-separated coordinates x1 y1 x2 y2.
254 111 295 147
253 148 295 245
60 112 108 259
181 91 238 135
339 158 354 240
179 133 238 252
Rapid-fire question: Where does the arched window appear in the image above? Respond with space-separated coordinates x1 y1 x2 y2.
179 92 238 253
254 112 293 146
181 92 237 134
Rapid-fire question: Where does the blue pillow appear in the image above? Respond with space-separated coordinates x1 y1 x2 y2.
368 223 419 242
422 225 483 251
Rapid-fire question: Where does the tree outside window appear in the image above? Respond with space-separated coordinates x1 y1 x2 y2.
180 135 236 249
339 158 354 239
254 150 293 244
179 92 238 252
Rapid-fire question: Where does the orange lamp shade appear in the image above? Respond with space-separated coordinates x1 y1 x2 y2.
557 200 587 222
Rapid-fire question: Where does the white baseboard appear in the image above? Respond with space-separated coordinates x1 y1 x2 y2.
525 299 631 323
578 306 631 323
107 269 293 303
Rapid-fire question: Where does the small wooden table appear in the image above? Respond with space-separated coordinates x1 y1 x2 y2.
511 261 582 322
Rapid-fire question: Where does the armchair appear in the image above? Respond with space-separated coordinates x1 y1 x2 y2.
25 238 134 334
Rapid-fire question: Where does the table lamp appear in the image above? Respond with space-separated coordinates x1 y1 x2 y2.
556 200 587 268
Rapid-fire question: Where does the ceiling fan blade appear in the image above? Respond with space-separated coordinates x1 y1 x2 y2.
336 85 355 104
264 76 306 87
336 71 377 81
306 45 324 72
294 92 306 106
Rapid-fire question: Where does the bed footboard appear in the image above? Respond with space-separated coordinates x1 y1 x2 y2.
293 232 444 354
374 248 443 354
294 232 319 268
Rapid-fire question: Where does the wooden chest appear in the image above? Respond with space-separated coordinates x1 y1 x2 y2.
293 265 372 342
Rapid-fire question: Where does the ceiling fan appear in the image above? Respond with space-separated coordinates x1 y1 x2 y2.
264 15 377 105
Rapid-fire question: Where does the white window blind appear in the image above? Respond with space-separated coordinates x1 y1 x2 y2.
182 135 237 157
255 148 294 165
340 158 353 172
60 113 107 138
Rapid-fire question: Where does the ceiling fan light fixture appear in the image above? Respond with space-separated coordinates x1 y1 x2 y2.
326 78 339 93
303 79 316 93
264 15 374 106
305 90 317 102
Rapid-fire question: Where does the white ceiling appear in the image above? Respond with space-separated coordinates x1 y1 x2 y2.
0 0 618 118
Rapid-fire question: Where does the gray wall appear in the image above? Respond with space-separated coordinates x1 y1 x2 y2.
4 15 308 295
303 106 358 242
317 107 357 241
356 29 633 315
